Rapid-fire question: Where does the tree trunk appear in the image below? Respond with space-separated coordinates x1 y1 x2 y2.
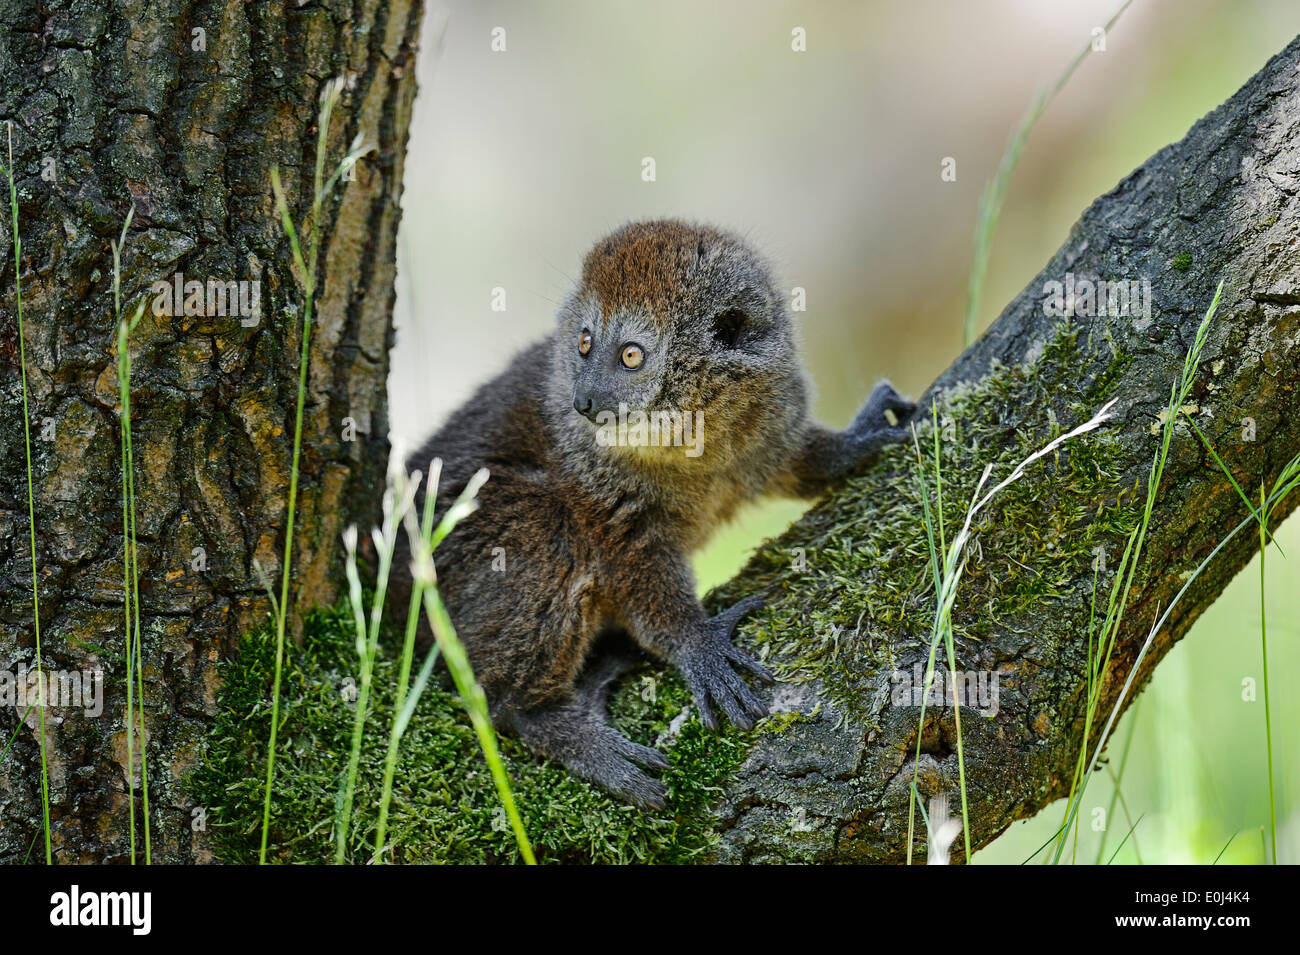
0 0 421 863
700 33 1300 863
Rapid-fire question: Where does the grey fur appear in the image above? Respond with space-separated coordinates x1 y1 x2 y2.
391 220 915 808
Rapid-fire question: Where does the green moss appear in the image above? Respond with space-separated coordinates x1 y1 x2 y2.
1171 252 1193 272
710 322 1141 722
190 605 748 864
194 323 1140 860
1086 345 1134 404
759 707 814 736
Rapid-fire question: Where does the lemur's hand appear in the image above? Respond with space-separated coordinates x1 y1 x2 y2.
850 379 917 447
675 596 773 732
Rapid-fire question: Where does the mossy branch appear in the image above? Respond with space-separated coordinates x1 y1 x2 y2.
695 33 1300 864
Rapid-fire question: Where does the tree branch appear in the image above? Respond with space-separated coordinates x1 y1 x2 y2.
701 34 1300 863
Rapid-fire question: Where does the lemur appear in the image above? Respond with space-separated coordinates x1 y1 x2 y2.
392 220 916 809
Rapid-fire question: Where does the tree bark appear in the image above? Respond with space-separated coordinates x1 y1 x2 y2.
702 34 1300 863
0 0 420 863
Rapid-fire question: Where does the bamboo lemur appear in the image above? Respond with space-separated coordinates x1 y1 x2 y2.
394 219 916 809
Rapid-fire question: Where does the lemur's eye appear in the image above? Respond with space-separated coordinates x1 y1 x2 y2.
620 343 644 369
578 330 593 356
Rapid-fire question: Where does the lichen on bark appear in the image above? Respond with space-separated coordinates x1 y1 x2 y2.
0 0 422 864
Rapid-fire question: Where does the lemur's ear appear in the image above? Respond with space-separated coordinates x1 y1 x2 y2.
711 307 747 348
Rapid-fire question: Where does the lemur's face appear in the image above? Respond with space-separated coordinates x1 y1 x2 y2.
557 220 794 437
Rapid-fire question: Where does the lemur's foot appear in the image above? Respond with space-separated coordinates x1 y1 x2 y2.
677 596 773 732
584 725 670 811
511 704 669 810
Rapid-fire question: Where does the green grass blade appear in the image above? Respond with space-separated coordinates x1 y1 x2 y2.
373 460 443 862
1053 470 1296 862
1094 697 1140 864
334 528 372 861
1212 829 1239 864
260 80 361 864
1258 481 1276 864
1105 812 1144 865
942 625 971 862
963 0 1134 346
1183 413 1279 553
1051 282 1222 863
404 470 535 865
116 323 137 864
333 470 418 863
418 584 535 865
905 426 947 863
1 704 36 764
5 122 52 864
1103 763 1144 865
115 235 151 864
1020 820 1070 865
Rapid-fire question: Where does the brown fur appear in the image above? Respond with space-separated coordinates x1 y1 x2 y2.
391 220 915 808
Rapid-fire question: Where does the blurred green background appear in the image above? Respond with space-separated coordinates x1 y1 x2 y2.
390 0 1300 863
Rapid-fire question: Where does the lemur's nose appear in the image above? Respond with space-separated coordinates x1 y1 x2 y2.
573 391 596 419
